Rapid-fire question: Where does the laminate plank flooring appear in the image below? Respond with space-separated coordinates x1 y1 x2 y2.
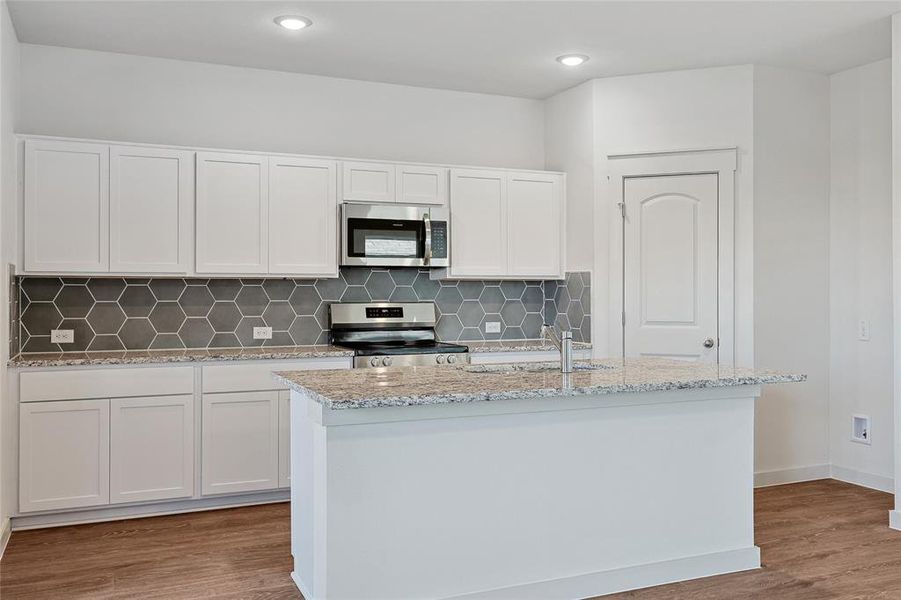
0 480 896 599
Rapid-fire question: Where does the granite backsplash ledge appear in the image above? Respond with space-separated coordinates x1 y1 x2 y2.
15 269 590 353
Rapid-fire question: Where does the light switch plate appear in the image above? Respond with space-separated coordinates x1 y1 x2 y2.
484 321 501 334
50 329 74 344
253 326 273 340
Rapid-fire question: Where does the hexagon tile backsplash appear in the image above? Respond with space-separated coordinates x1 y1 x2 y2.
14 269 590 353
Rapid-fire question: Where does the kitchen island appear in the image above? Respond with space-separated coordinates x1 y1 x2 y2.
276 358 804 600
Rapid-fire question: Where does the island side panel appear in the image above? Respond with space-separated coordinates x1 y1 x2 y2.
316 389 759 599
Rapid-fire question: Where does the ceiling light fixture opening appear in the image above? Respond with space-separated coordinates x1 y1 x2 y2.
556 54 589 67
275 15 312 31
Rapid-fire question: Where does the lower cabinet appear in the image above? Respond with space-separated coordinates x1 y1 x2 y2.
278 391 290 489
19 399 111 513
201 391 280 495
110 395 194 504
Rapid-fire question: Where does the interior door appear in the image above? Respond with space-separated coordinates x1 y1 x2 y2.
623 174 718 362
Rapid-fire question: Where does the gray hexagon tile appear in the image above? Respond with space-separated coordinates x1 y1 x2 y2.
88 278 126 301
236 316 266 347
179 286 215 317
87 303 126 335
208 302 242 333
119 286 156 318
149 302 187 334
149 278 186 301
22 278 62 301
208 279 242 301
119 318 156 350
88 334 125 351
22 303 63 336
58 318 94 352
263 279 295 301
179 318 215 349
289 286 320 316
150 333 185 350
365 270 395 300
262 301 295 331
289 316 321 345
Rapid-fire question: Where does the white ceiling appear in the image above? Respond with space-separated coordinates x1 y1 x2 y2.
8 1 901 99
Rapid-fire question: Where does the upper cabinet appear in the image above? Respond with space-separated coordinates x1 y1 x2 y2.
25 140 110 273
195 152 269 274
110 145 193 273
342 161 447 206
449 169 564 280
269 157 338 277
342 161 395 203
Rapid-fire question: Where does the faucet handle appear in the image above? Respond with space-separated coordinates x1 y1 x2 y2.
560 330 572 340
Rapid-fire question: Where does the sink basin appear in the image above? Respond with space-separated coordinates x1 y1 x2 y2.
462 362 611 374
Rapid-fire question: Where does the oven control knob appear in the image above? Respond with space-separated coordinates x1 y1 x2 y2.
447 355 457 364
382 356 393 367
436 355 446 364
370 357 381 367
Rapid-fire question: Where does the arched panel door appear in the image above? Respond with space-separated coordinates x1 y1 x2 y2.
623 174 718 363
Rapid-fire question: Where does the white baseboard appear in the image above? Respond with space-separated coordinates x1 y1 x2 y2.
889 510 901 531
829 464 894 493
0 517 10 560
754 464 830 488
447 547 760 599
11 490 289 530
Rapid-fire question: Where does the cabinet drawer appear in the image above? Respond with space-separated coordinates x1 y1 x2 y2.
20 366 195 403
201 358 351 393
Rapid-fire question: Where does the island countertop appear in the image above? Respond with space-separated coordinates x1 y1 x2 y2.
275 358 805 410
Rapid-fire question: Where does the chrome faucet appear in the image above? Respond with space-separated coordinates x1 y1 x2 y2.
543 325 574 373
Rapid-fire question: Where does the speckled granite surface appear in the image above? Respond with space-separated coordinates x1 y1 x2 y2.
466 340 592 353
9 345 354 368
275 358 806 410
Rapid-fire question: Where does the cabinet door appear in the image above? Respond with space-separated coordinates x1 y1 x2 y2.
24 140 109 273
278 391 290 489
196 152 268 273
110 395 194 504
396 165 447 205
449 169 507 277
110 146 194 273
507 172 564 278
19 399 110 512
342 161 395 203
269 157 338 276
202 391 279 495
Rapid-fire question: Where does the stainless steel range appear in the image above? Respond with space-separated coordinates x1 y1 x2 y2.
329 302 470 369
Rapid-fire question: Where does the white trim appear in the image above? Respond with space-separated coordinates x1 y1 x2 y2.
753 464 830 488
11 490 288 530
829 465 894 493
889 510 901 531
603 148 737 367
445 547 759 599
292 571 318 600
0 517 11 560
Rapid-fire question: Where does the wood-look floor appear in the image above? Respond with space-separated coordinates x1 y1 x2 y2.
0 480 896 599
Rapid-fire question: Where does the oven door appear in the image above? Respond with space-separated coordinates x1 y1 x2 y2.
341 203 434 267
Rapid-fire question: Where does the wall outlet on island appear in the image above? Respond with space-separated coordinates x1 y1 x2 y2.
50 329 74 344
253 326 273 340
484 321 501 334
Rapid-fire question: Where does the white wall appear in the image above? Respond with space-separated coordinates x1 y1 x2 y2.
752 66 831 481
891 14 901 526
18 44 545 170
544 81 595 272
0 0 17 549
829 59 893 492
590 65 756 367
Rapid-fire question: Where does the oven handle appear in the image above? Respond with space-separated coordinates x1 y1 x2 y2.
423 213 432 266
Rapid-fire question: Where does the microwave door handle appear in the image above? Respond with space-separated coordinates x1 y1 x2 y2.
423 213 432 266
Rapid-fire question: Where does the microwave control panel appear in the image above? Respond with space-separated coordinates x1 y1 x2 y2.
431 222 448 259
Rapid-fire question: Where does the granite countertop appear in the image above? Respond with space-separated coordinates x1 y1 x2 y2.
9 345 355 368
466 340 592 353
275 358 806 410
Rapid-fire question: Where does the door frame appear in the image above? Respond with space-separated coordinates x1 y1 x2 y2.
605 148 737 367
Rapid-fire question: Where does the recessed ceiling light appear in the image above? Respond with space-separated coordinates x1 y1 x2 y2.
556 54 589 67
274 15 312 31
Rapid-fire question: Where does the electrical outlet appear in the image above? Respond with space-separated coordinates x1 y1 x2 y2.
484 321 501 334
851 414 871 445
858 319 870 341
50 329 74 344
253 326 273 340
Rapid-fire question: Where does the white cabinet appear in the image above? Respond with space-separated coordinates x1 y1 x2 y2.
449 169 564 279
507 172 564 278
195 152 269 274
109 146 193 273
110 395 194 504
269 157 338 276
396 165 447 205
278 391 291 489
449 169 507 277
342 161 395 203
24 140 109 272
19 399 110 512
201 391 280 495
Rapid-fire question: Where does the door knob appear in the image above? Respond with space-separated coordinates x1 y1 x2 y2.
703 338 716 349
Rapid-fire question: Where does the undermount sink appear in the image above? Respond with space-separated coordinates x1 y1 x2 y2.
462 362 611 374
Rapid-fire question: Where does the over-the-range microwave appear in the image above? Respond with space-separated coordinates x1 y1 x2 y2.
340 203 449 268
